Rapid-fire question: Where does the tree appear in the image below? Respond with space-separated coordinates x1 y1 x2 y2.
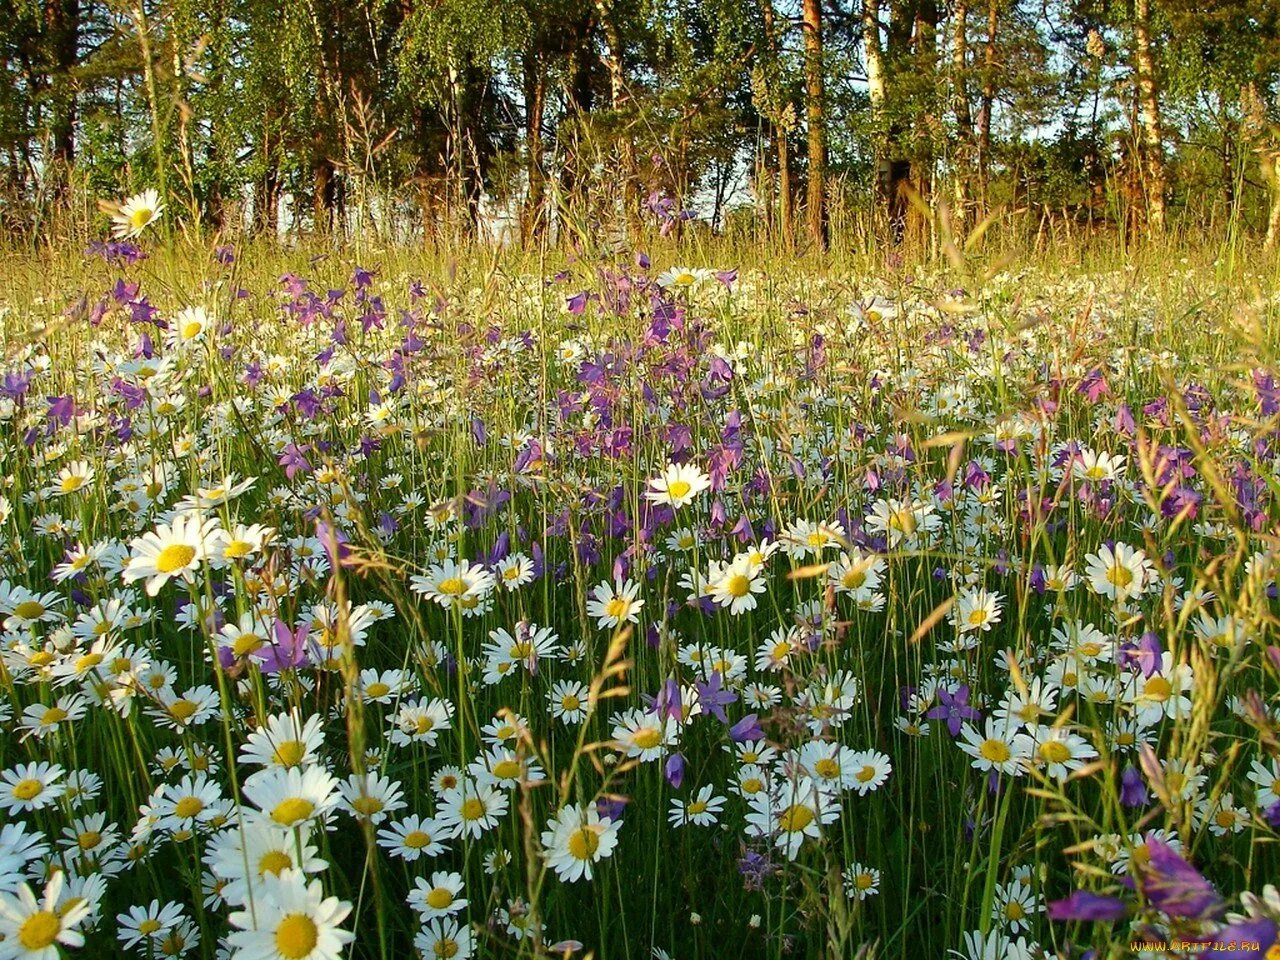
802 0 827 250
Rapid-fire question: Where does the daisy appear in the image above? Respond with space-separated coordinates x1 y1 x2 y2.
338 772 406 823
0 763 64 814
668 785 725 827
410 559 495 611
116 900 187 950
0 871 90 959
992 878 1040 933
541 805 621 882
414 918 473 960
1030 727 1098 780
407 871 466 920
122 514 221 596
0 824 48 893
1123 652 1194 725
109 188 164 238
611 708 677 761
1072 448 1126 483
1083 542 1152 602
1197 793 1251 836
746 776 839 860
1246 758 1280 808
708 555 766 615
548 680 591 724
953 588 1002 633
845 750 893 796
843 863 881 900
168 306 212 349
656 266 708 291
436 782 508 839
206 821 327 907
645 463 711 509
494 553 534 590
49 460 95 497
242 766 340 829
377 815 446 862
388 698 453 747
586 579 645 629
239 712 326 770
226 869 353 960
958 720 1033 776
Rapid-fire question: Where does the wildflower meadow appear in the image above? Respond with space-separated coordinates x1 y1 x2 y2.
0 201 1279 960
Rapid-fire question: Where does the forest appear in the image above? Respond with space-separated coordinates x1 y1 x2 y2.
2 0 1279 248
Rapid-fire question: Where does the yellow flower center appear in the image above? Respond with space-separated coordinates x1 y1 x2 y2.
741 777 763 794
856 765 878 783
632 728 662 750
1215 809 1236 829
460 798 486 821
980 739 1011 763
174 796 205 819
182 321 203 340
41 707 68 725
272 741 306 767
434 939 460 958
492 759 521 781
13 600 46 620
437 577 466 596
403 830 432 849
426 887 454 910
1143 676 1172 702
78 830 102 850
855 872 874 890
1004 901 1025 921
1106 563 1134 588
129 207 154 229
259 850 293 876
561 695 581 711
18 911 60 949
667 479 691 499
139 918 163 935
271 797 315 826
841 569 866 590
605 597 630 619
155 544 197 574
352 796 384 816
223 540 251 559
725 574 751 598
1040 741 1071 764
567 826 600 860
12 778 44 801
169 700 198 722
814 758 840 780
75 653 104 672
275 914 319 959
778 804 815 832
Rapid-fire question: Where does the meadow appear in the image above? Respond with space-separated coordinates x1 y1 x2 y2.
1 219 1279 960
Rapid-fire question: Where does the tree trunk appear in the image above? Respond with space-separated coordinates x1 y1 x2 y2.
1262 145 1280 253
522 51 546 245
802 0 827 251
595 1 638 234
952 0 972 231
864 0 889 216
761 0 793 249
45 0 78 174
978 0 998 207
1132 0 1166 233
